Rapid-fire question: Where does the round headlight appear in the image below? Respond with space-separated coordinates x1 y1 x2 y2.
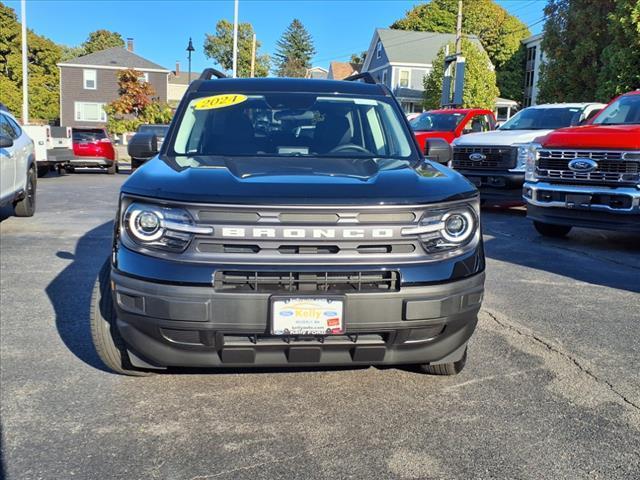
128 208 164 241
441 210 475 243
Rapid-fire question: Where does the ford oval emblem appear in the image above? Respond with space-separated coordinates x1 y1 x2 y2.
469 153 486 161
568 158 598 172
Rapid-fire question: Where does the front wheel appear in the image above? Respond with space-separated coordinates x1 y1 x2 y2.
37 165 50 177
90 260 152 376
533 221 572 238
418 347 467 375
14 166 36 217
106 162 117 174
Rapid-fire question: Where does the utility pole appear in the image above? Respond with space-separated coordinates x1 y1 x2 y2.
232 0 239 77
250 33 256 78
21 0 29 124
455 0 463 55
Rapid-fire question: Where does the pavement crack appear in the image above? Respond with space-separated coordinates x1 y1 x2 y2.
483 308 640 412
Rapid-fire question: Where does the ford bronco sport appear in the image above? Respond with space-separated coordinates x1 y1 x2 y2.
91 71 485 375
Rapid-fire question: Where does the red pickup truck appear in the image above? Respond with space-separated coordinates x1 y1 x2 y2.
523 90 640 236
410 108 496 150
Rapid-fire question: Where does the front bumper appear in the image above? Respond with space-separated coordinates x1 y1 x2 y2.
111 253 485 369
524 181 640 232
456 170 524 202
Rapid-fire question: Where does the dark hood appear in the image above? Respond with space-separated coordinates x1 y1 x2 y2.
121 156 477 205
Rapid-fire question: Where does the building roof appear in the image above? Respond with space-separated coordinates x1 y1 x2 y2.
57 47 169 72
364 29 485 69
522 33 543 46
169 71 201 84
194 77 388 97
328 62 361 80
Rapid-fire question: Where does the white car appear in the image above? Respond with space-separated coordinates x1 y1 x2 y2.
0 109 37 217
451 103 606 203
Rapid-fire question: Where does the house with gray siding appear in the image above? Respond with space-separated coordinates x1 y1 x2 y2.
362 29 487 113
57 45 170 127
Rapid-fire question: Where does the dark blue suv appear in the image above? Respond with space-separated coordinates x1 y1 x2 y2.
91 71 485 376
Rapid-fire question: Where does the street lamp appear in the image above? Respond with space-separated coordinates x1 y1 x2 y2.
186 37 195 84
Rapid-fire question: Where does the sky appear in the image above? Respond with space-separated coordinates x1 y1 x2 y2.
7 0 546 73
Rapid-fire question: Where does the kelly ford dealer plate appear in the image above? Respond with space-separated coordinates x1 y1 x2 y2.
271 297 345 335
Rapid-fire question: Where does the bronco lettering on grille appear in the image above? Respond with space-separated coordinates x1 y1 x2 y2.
220 227 396 239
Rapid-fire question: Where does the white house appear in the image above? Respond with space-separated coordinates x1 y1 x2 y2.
522 33 545 107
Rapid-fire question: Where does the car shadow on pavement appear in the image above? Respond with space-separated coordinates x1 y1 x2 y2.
46 221 114 373
483 210 640 293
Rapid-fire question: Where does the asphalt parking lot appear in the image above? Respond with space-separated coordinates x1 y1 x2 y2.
1 170 639 480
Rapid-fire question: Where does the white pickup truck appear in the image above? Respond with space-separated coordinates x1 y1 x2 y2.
22 124 75 177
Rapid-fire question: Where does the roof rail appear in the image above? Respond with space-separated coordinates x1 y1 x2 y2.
199 68 227 80
343 72 377 84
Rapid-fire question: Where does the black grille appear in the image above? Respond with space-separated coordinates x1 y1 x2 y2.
453 146 516 169
214 271 400 293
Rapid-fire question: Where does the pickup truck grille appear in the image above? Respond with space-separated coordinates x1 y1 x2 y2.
214 271 400 293
536 150 640 185
453 146 517 170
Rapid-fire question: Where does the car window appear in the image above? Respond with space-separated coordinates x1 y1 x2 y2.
138 125 169 137
592 95 640 125
463 114 492 134
499 107 584 130
410 112 465 132
5 115 22 138
172 93 414 163
0 114 19 139
73 128 108 142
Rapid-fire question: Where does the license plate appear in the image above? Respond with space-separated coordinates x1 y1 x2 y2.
565 194 592 209
467 176 482 187
271 297 344 335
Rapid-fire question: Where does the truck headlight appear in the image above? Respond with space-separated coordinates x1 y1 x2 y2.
402 200 480 257
122 201 213 252
524 143 541 182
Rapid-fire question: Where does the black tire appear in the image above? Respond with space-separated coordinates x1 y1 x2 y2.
37 165 49 178
65 166 75 174
90 260 153 376
130 158 142 170
419 347 467 375
533 221 572 238
14 166 36 217
106 162 117 174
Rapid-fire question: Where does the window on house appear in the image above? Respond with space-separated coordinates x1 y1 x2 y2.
382 70 388 85
140 72 149 83
83 69 97 90
399 70 410 88
376 41 382 59
74 102 107 122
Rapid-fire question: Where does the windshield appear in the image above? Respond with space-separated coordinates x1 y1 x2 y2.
172 93 414 160
138 125 169 137
410 112 465 132
499 106 584 130
592 94 640 125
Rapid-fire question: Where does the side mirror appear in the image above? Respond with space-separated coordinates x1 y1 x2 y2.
0 134 13 148
424 138 452 165
127 133 158 160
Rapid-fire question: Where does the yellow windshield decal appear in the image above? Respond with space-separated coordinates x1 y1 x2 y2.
193 94 248 110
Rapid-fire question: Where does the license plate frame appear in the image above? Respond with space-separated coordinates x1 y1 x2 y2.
565 193 592 209
270 296 345 336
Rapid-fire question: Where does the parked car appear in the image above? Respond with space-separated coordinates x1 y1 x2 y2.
127 124 169 170
523 90 640 236
410 109 496 151
0 110 36 216
21 125 74 177
451 103 606 203
69 127 117 174
90 74 485 376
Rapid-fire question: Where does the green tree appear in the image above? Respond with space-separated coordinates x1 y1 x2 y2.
350 51 367 65
596 0 640 100
274 19 316 77
0 3 61 122
203 20 269 77
390 0 529 101
82 29 125 54
537 0 615 103
423 38 499 110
